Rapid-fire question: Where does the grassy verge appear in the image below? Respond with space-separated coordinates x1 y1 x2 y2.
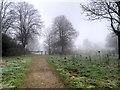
2 55 32 88
47 55 120 88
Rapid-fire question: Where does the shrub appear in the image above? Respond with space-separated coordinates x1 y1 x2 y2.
2 34 30 56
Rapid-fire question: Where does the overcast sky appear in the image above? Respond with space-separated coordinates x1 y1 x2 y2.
13 0 111 50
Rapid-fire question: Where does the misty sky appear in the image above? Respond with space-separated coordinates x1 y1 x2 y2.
13 0 111 51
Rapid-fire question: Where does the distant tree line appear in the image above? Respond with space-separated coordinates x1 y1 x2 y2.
0 0 42 56
106 32 118 55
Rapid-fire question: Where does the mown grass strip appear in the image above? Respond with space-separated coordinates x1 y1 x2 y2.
2 55 32 88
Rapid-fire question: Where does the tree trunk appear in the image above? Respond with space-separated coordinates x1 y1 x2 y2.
61 45 64 55
22 43 26 55
118 35 120 72
118 1 120 72
0 2 2 58
48 47 51 55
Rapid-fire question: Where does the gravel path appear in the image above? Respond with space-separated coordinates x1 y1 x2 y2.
21 55 65 88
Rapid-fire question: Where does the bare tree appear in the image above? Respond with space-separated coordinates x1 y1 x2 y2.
13 2 42 48
0 0 15 57
80 1 120 71
44 27 56 55
0 0 15 34
49 15 77 55
44 32 53 55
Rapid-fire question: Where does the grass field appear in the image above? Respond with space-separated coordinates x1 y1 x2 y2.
2 55 32 88
47 55 120 88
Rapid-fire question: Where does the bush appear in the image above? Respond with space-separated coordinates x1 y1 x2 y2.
2 34 30 56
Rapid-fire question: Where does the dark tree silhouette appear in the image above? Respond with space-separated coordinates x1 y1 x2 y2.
80 1 120 71
0 0 15 34
13 2 42 48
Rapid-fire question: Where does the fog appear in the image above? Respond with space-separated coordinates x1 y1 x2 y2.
13 0 111 52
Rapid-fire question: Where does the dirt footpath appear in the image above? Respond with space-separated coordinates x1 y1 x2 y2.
21 55 65 88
